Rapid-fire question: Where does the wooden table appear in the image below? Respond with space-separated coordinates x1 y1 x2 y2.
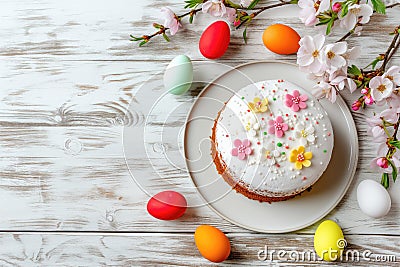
0 0 399 265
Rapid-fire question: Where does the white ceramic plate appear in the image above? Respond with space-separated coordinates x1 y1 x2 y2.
184 61 358 233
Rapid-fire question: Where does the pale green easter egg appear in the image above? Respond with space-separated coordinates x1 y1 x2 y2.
164 55 193 95
314 220 345 261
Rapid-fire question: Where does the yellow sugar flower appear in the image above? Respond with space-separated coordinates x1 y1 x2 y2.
289 146 313 170
248 97 268 113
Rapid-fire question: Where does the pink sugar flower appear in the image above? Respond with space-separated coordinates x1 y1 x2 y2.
268 116 289 138
231 139 252 160
285 90 308 112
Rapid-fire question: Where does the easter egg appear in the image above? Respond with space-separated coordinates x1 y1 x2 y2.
194 225 231 263
357 179 391 218
262 24 300 55
164 55 193 95
199 21 230 59
147 191 187 220
314 220 345 261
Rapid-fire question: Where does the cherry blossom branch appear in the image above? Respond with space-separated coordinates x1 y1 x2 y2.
381 115 400 188
235 1 291 29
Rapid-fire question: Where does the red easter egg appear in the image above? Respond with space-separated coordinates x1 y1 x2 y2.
199 21 230 59
147 191 187 220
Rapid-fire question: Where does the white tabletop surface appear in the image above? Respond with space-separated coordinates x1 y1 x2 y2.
0 0 399 265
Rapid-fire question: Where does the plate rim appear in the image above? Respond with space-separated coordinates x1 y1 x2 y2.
184 60 359 233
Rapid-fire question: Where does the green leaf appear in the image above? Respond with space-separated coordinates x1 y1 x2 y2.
340 1 351 18
243 27 248 44
326 19 334 35
184 0 202 9
381 173 390 189
139 40 148 47
371 58 381 69
348 65 362 76
163 33 170 42
189 14 194 24
387 159 398 183
371 0 386 14
289 0 299 4
129 35 143 41
247 0 261 9
389 140 400 149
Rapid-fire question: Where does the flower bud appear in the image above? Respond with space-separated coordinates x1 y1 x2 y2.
377 157 389 169
351 100 361 111
361 88 368 95
332 2 342 13
365 96 374 105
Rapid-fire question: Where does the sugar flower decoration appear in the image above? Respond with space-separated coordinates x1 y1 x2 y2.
264 143 285 165
294 123 315 145
285 90 308 112
248 97 268 113
161 7 182 35
245 115 260 137
268 116 289 138
289 146 313 170
231 139 252 160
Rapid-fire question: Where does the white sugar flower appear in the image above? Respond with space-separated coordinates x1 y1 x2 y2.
312 81 336 103
340 4 373 31
161 7 182 35
294 123 316 146
264 143 284 165
323 42 348 70
298 0 330 26
297 34 326 74
370 76 394 102
245 115 260 137
383 66 400 87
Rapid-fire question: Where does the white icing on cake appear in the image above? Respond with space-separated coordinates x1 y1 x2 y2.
213 80 334 198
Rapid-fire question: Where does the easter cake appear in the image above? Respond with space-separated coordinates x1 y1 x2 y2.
211 80 334 202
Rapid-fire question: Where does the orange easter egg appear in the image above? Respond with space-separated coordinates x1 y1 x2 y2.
262 24 300 55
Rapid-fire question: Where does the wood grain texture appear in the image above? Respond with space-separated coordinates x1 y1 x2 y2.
0 0 399 265
0 233 397 266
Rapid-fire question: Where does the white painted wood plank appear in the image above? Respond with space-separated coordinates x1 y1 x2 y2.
0 233 397 266
0 0 398 63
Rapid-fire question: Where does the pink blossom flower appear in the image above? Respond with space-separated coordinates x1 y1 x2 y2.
298 0 330 26
329 68 357 93
323 42 348 70
161 7 182 35
370 76 394 102
312 81 336 103
268 116 289 138
380 108 399 124
339 3 373 31
225 7 237 23
285 90 308 112
240 0 252 7
297 34 326 74
383 66 400 87
366 114 386 143
202 0 236 22
231 139 252 160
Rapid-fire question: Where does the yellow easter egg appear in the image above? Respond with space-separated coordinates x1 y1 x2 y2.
314 220 345 261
